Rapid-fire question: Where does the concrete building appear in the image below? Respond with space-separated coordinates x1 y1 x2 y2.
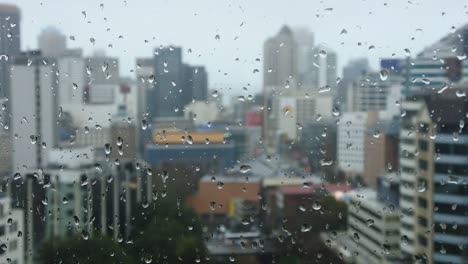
184 101 219 126
363 118 400 187
346 189 400 264
145 130 236 172
301 119 337 174
263 25 298 93
293 28 315 87
338 58 369 111
11 52 58 173
135 57 154 153
109 118 137 161
349 72 403 113
269 90 333 143
188 175 261 219
84 53 119 105
0 194 24 264
399 91 468 264
37 27 67 58
337 112 379 177
185 65 208 101
308 45 338 94
150 46 186 118
0 4 20 100
57 49 85 107
44 148 152 240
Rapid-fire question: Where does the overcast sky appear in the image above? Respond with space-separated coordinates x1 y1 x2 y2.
7 0 468 98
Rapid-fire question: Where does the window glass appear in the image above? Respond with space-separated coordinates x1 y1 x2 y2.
1 1 467 263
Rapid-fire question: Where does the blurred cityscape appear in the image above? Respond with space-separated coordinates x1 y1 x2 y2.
0 3 466 264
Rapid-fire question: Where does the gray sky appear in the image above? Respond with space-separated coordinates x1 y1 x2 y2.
7 0 468 98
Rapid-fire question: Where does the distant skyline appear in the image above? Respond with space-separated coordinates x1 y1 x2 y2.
6 0 468 98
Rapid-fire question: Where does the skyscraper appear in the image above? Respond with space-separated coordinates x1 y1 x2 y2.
293 28 314 86
185 65 208 101
0 4 20 99
263 26 297 93
84 52 120 104
399 90 468 264
38 26 67 58
307 45 338 91
150 46 185 118
11 51 58 173
398 27 468 261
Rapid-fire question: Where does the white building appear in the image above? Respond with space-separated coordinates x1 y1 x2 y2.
38 26 66 58
184 101 219 126
57 51 85 106
337 112 379 175
11 54 57 173
0 195 24 264
269 89 333 143
346 189 400 264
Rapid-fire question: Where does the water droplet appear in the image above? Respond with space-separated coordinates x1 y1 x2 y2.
456 90 466 97
404 48 411 56
141 119 148 130
82 230 89 240
401 235 409 245
116 137 123 146
318 85 331 93
353 232 360 242
320 159 333 166
301 224 312 232
319 50 327 58
373 130 381 138
104 144 112 154
312 201 321 210
30 135 37 144
379 69 389 81
417 181 426 193
240 165 251 173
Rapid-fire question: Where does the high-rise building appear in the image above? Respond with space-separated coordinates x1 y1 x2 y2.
263 26 297 93
150 46 186 118
399 32 468 260
349 70 403 113
38 27 67 58
337 112 379 178
135 57 154 153
185 65 208 101
346 188 401 264
0 4 20 100
299 45 338 94
293 28 314 86
0 194 24 264
269 90 333 142
301 119 337 174
399 90 468 264
338 58 369 111
84 52 119 105
11 52 58 173
57 49 85 107
363 118 400 187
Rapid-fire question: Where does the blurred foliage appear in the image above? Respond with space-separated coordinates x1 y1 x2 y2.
38 235 134 264
38 166 207 264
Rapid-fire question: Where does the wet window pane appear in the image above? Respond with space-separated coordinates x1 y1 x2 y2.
0 1 467 264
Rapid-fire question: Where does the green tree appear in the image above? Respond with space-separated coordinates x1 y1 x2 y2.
38 235 135 264
131 200 207 264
